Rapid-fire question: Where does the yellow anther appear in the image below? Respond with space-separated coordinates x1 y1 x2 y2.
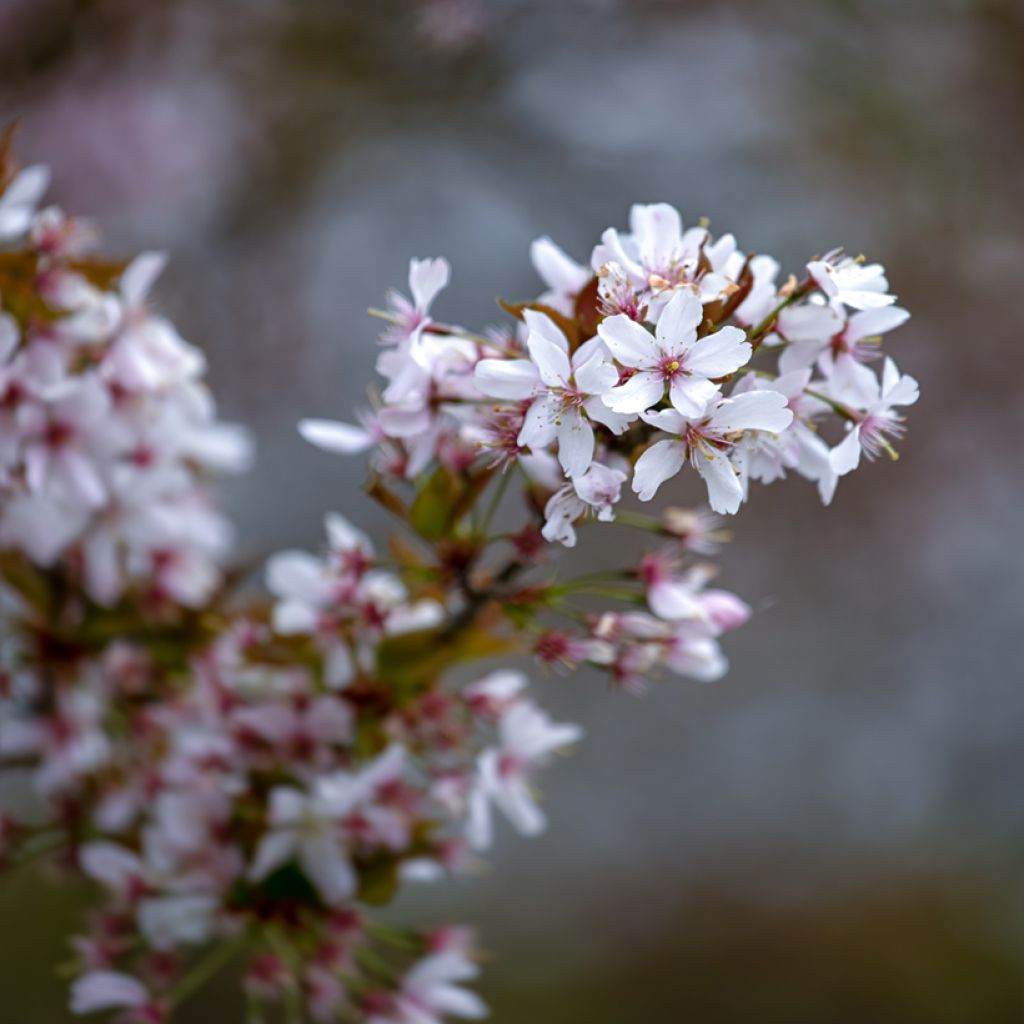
668 361 680 372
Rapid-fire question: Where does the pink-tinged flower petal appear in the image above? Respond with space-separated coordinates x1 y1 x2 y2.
4 164 50 209
829 426 863 476
517 395 558 450
632 439 686 501
597 314 660 367
881 357 919 407
686 326 751 377
603 370 664 414
531 236 589 294
695 449 744 514
640 407 688 434
408 257 450 311
526 326 571 389
249 829 299 881
556 411 594 479
845 306 910 342
649 580 704 621
299 419 374 453
654 288 702 347
474 358 539 400
668 375 717 418
300 833 356 906
120 251 167 307
521 309 569 354
708 390 793 435
70 971 149 1015
631 202 682 270
266 550 323 603
573 350 618 396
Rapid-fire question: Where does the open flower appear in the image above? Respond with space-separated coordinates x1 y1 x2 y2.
475 310 626 478
599 288 750 417
468 701 583 849
383 257 451 358
632 391 793 513
829 356 919 475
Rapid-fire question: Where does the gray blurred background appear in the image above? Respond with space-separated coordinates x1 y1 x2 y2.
2 0 1023 1020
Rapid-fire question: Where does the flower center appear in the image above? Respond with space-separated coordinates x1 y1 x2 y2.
658 355 687 381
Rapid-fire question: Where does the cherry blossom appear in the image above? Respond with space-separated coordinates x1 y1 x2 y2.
599 288 750 417
829 357 920 475
633 391 794 512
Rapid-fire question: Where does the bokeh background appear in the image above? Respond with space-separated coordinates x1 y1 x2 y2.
2 0 1023 1020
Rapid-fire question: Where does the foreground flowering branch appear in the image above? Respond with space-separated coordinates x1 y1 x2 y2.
0 130 918 1024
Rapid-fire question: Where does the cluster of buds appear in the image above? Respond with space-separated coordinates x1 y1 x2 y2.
0 135 916 1024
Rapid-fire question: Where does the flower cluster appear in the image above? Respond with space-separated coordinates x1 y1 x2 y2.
306 203 918 529
0 140 250 609
0 138 917 1024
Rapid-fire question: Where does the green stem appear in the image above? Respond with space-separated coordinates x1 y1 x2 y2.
735 367 857 422
171 932 249 1009
745 278 815 349
612 509 663 532
478 469 512 539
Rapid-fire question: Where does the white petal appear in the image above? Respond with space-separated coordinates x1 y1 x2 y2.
299 419 374 453
120 252 167 307
603 370 664 414
531 236 589 293
696 450 743 514
324 511 372 553
301 835 356 906
527 326 571 389
686 326 752 377
655 288 702 345
845 306 910 341
473 358 539 400
709 391 793 434
408 257 450 311
556 411 594 478
521 308 569 353
70 972 148 1015
632 439 686 501
632 202 682 270
265 550 323 601
639 407 688 434
597 314 659 368
249 829 298 881
517 395 558 449
829 426 863 476
669 375 717 418
573 350 618 396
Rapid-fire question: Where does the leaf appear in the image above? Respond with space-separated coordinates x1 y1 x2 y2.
356 856 401 906
408 465 494 542
702 257 753 332
573 275 602 341
0 121 19 193
409 466 460 540
365 475 409 521
66 257 133 291
376 621 521 697
0 552 51 616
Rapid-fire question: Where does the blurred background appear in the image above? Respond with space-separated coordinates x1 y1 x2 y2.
2 0 1023 1020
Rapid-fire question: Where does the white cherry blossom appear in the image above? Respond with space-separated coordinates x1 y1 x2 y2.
632 391 793 513
599 288 750 417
